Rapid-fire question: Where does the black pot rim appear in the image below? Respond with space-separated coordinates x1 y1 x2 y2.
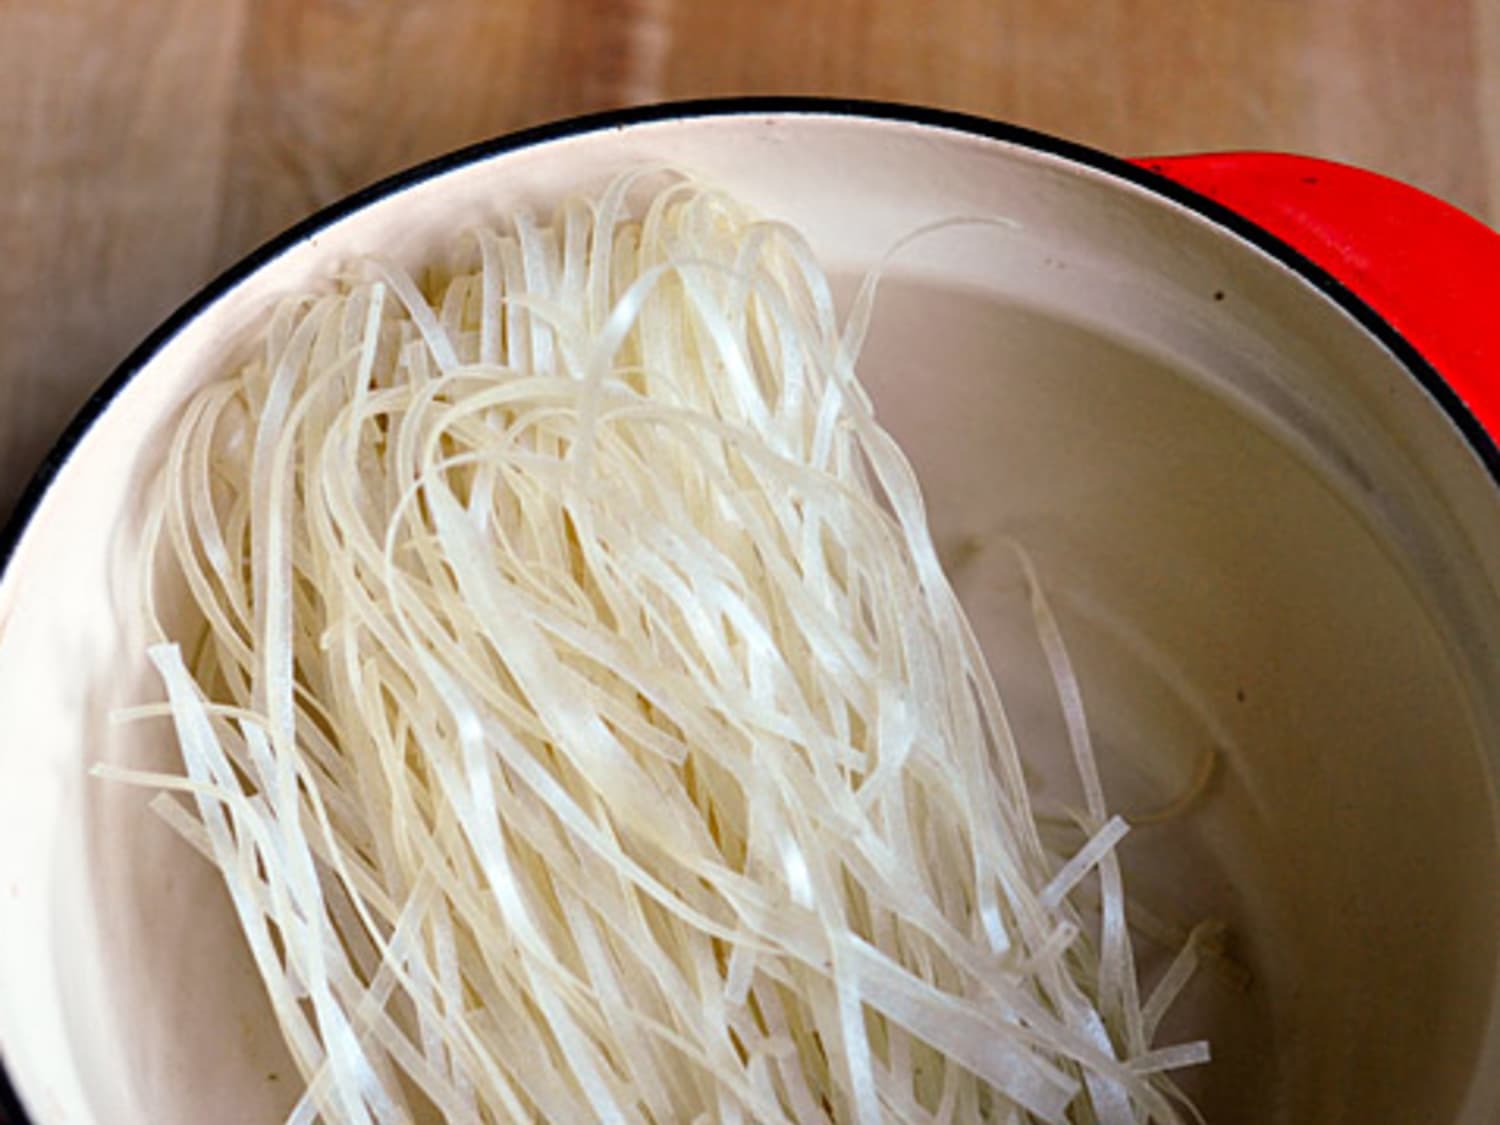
1 94 1494 1124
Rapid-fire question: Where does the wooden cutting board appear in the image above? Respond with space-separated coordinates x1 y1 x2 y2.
0 1 1496 1119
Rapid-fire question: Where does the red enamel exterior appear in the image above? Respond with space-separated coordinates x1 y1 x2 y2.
1135 153 1500 446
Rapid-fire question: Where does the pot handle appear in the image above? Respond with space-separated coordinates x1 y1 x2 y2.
1134 153 1500 442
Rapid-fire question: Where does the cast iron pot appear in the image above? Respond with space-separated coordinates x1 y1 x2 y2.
1 99 1498 1124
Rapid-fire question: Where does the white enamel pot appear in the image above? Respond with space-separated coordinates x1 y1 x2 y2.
1 100 1498 1124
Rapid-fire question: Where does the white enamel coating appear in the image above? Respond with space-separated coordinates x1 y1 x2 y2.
1 111 1498 1124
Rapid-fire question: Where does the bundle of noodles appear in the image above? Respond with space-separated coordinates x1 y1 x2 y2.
104 174 1208 1123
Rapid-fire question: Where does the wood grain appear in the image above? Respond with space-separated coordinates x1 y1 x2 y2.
0 0 1494 526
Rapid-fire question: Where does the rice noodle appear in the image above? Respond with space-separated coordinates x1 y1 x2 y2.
110 174 1208 1122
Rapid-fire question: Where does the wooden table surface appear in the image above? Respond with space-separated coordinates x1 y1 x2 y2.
1 1 1497 530
0 1 1497 1117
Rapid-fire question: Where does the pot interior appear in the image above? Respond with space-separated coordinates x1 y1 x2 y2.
1 110 1498 1124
